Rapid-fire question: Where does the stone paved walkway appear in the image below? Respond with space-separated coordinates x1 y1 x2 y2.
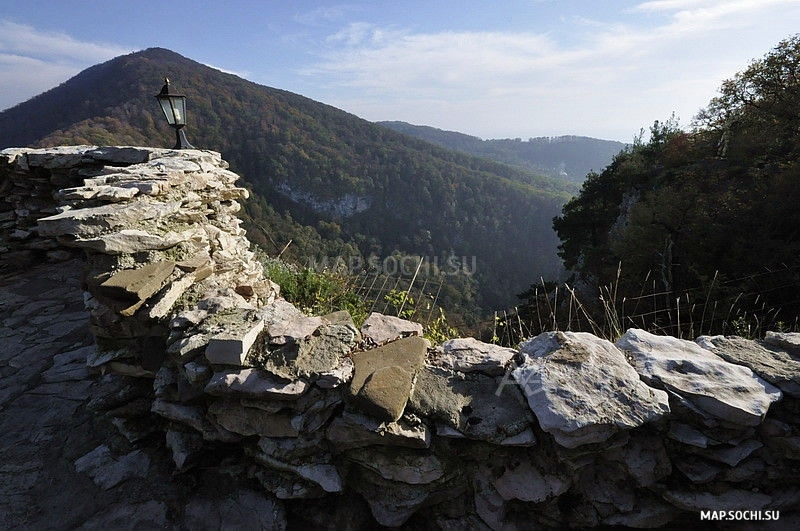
0 260 285 529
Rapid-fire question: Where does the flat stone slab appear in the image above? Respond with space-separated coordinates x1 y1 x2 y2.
663 489 772 512
208 401 299 438
345 448 444 485
617 329 782 426
204 368 308 399
437 337 516 376
360 312 423 344
326 411 431 451
99 261 176 316
349 336 428 421
764 331 800 352
205 310 265 366
73 228 199 255
37 199 182 238
513 331 670 448
493 460 570 503
358 366 413 421
698 335 800 397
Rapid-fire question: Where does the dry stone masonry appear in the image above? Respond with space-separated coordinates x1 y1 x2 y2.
2 145 799 528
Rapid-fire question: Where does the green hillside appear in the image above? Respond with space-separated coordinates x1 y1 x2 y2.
497 35 800 343
0 48 575 320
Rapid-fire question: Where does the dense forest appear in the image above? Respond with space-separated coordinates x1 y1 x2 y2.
0 48 575 324
379 121 625 184
499 35 800 343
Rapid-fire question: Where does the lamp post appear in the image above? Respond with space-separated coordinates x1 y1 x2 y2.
155 77 195 149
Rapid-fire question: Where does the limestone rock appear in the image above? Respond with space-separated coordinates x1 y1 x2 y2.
294 324 358 378
349 335 428 421
255 453 342 493
436 337 516 376
617 329 782 426
409 366 535 444
606 434 672 488
764 331 800 352
698 334 800 397
257 323 357 381
326 411 431 451
204 368 308 399
208 400 299 437
345 448 445 485
165 429 204 470
72 228 199 255
98 261 176 316
512 331 670 448
205 310 265 366
668 422 712 448
37 199 182 238
689 439 763 467
360 312 423 344
268 314 326 345
316 356 354 389
357 366 414 422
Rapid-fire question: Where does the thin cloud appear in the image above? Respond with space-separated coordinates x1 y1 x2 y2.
0 20 131 62
303 1 800 140
0 19 133 110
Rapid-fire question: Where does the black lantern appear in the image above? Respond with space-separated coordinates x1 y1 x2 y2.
155 77 195 149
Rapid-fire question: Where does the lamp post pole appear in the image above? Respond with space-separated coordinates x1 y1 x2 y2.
155 78 195 149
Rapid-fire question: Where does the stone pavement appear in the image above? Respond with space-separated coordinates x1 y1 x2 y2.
0 259 286 530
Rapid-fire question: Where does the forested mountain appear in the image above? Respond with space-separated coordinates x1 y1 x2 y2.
0 47 576 318
509 35 800 341
378 121 625 183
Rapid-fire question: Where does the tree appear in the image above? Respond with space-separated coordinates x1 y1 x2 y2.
695 34 800 163
549 35 800 336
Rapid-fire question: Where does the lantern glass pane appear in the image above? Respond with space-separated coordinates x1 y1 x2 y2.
170 96 187 125
158 97 176 125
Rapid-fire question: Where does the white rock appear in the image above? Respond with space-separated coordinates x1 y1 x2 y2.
360 312 423 344
205 316 265 366
512 331 670 448
617 329 782 425
438 337 516 376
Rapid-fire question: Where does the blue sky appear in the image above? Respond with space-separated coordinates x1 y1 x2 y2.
0 0 798 142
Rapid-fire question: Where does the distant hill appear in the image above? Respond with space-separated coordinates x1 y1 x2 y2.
0 48 576 316
378 121 626 183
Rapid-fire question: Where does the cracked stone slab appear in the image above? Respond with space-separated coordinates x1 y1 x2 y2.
436 337 516 376
512 331 670 448
98 261 176 316
698 334 800 398
617 329 782 426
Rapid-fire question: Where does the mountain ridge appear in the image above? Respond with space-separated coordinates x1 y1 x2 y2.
378 120 625 183
0 47 577 316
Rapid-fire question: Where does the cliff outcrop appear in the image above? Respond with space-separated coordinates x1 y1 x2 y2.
1 146 798 528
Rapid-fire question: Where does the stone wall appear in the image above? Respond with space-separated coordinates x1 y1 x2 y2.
2 146 799 528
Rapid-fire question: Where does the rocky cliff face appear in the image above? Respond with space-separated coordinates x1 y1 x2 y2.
1 146 799 529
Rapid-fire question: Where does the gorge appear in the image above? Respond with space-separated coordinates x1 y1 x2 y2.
1 145 798 529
